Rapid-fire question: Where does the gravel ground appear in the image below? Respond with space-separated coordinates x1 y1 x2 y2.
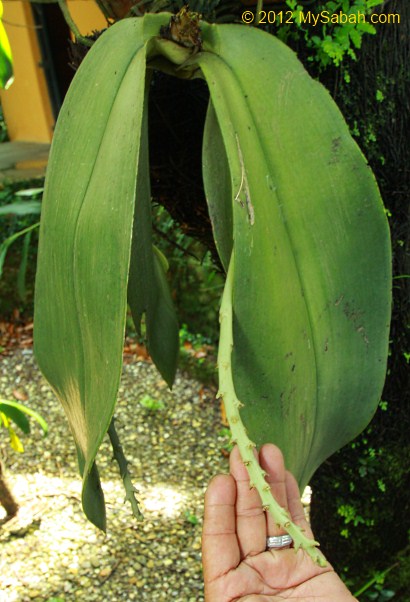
0 348 229 602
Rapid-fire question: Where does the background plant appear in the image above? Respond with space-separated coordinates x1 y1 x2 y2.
0 397 47 453
274 0 386 69
0 398 47 519
0 183 41 314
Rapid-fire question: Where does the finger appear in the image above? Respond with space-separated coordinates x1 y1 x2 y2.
229 445 266 558
259 444 288 537
285 470 314 539
202 474 239 584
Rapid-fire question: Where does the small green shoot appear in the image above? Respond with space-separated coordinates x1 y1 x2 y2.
184 510 199 525
138 394 165 412
218 427 234 454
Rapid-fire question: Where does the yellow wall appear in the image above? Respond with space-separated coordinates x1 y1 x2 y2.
67 1 107 36
1 1 54 142
0 1 106 143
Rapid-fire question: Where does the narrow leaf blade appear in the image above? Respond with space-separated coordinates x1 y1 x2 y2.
128 89 179 388
202 100 233 272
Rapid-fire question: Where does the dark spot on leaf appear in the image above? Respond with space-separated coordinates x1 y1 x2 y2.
331 136 341 152
334 294 344 307
328 136 342 165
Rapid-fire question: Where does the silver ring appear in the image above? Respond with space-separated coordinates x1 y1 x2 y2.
266 534 293 550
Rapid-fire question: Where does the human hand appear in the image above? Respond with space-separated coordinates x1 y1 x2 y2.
202 444 357 601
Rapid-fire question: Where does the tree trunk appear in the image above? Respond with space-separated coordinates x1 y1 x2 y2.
0 460 19 518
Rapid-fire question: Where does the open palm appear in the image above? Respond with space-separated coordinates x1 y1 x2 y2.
202 444 357 602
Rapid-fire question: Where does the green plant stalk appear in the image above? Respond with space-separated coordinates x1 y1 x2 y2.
108 419 143 520
255 0 264 24
0 221 39 279
217 251 326 567
353 562 399 598
57 0 93 47
17 230 31 302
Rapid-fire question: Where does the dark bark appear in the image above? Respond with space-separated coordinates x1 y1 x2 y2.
0 460 19 519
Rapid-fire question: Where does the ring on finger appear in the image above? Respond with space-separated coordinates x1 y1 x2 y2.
266 534 293 550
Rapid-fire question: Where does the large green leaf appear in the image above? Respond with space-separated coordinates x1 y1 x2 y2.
34 15 171 529
127 83 179 388
199 23 391 488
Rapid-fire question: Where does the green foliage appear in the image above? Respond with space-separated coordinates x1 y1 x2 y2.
273 0 385 69
0 183 42 312
184 509 199 525
152 204 223 344
0 398 48 453
354 562 397 600
312 422 410 594
138 394 165 412
218 427 234 454
178 323 217 385
0 222 39 294
0 103 8 142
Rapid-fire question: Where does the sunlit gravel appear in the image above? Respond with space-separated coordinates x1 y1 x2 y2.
0 349 228 602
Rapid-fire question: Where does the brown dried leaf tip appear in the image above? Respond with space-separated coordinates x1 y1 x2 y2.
160 6 202 51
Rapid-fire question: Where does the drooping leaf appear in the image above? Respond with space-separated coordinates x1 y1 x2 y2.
152 245 168 272
199 23 391 488
0 201 41 216
17 230 32 302
0 402 30 434
15 188 44 198
127 85 179 388
0 222 39 279
149 248 179 384
0 399 48 435
34 15 171 529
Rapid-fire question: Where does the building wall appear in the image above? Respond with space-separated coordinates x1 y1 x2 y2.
67 0 107 37
0 1 106 142
1 1 54 142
